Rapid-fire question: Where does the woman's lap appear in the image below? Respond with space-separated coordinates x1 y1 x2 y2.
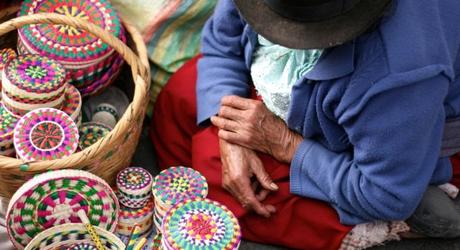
150 56 351 249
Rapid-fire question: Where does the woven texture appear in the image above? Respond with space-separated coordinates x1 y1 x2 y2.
162 198 241 250
14 108 79 161
117 197 154 236
61 83 82 125
17 0 127 96
24 223 124 250
117 166 153 208
0 7 150 198
6 169 119 249
78 122 111 150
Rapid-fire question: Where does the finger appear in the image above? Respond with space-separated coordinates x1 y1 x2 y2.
266 204 277 214
243 196 272 218
250 156 278 191
256 189 270 201
218 106 245 120
231 177 273 218
221 95 255 110
218 129 249 146
211 116 240 132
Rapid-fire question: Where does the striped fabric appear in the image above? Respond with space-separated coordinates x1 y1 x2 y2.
112 0 218 115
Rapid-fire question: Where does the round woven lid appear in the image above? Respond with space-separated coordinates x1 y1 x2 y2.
24 223 124 250
152 166 208 205
18 0 123 66
0 104 18 147
78 122 111 150
162 198 241 250
14 108 79 161
7 169 120 249
61 84 82 123
3 54 66 94
117 167 153 197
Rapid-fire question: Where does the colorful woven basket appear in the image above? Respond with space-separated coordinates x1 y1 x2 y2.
0 48 16 91
116 197 154 236
6 169 119 249
17 0 126 96
0 7 150 199
2 54 67 116
61 83 82 126
24 223 124 250
78 122 112 150
117 166 153 208
162 198 241 250
0 103 18 156
14 108 79 161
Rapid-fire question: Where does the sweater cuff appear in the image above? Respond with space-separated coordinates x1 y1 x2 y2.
290 139 315 195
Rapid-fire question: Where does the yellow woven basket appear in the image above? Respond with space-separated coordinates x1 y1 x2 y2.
0 7 151 198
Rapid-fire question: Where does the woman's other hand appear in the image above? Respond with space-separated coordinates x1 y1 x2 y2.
211 95 303 163
219 138 277 218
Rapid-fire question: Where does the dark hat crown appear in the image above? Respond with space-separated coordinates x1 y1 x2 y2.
264 0 361 22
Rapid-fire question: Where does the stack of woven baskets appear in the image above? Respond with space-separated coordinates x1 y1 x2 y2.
0 0 150 200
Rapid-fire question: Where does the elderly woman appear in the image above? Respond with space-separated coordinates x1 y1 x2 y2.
151 0 460 249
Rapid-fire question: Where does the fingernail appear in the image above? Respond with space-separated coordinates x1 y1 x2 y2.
270 183 279 190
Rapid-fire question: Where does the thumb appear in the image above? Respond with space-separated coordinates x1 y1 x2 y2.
250 155 278 191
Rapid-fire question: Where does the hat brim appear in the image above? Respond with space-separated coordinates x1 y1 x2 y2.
233 0 392 49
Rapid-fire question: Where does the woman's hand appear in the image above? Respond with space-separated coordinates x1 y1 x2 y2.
211 95 303 163
219 138 277 218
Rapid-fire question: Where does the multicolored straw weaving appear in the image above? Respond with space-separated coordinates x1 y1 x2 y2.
62 84 82 124
2 55 66 115
0 48 17 90
14 108 79 161
162 198 241 250
18 0 123 65
152 166 208 205
117 167 153 208
24 223 124 250
67 243 98 250
7 170 120 249
117 198 154 236
0 104 18 156
78 122 111 150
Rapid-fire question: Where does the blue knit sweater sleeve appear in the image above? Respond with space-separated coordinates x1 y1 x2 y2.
290 69 451 225
196 0 250 125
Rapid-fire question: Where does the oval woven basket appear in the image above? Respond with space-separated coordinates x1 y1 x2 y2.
0 7 151 198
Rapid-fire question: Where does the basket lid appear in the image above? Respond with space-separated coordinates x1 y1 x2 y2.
152 166 208 205
0 103 18 144
14 108 79 161
3 54 66 94
162 198 241 250
24 223 124 250
18 0 123 66
78 122 111 150
7 169 120 249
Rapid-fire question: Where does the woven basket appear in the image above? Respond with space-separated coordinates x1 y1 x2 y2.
0 7 151 198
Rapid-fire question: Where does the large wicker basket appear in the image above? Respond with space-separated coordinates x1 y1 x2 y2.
0 6 151 198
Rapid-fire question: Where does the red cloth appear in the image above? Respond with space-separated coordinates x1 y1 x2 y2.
150 56 352 249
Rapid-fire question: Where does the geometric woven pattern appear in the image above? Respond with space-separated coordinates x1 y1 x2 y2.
24 223 124 250
116 167 153 208
78 122 111 150
14 108 79 161
162 198 241 250
61 84 82 124
152 166 208 206
7 170 119 249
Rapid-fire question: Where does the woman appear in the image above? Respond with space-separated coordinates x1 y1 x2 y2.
151 0 460 249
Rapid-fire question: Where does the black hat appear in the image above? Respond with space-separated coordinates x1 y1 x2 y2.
233 0 392 49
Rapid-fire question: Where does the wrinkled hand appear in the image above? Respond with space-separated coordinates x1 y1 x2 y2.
219 138 277 217
211 95 303 163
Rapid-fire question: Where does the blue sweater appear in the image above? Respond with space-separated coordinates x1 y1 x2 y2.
196 0 460 225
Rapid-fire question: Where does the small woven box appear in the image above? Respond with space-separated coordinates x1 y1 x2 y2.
116 167 153 208
116 197 154 236
2 54 66 116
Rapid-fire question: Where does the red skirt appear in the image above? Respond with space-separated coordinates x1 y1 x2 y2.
149 56 460 249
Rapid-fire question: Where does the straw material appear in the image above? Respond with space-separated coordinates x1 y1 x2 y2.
24 223 125 250
0 7 150 198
